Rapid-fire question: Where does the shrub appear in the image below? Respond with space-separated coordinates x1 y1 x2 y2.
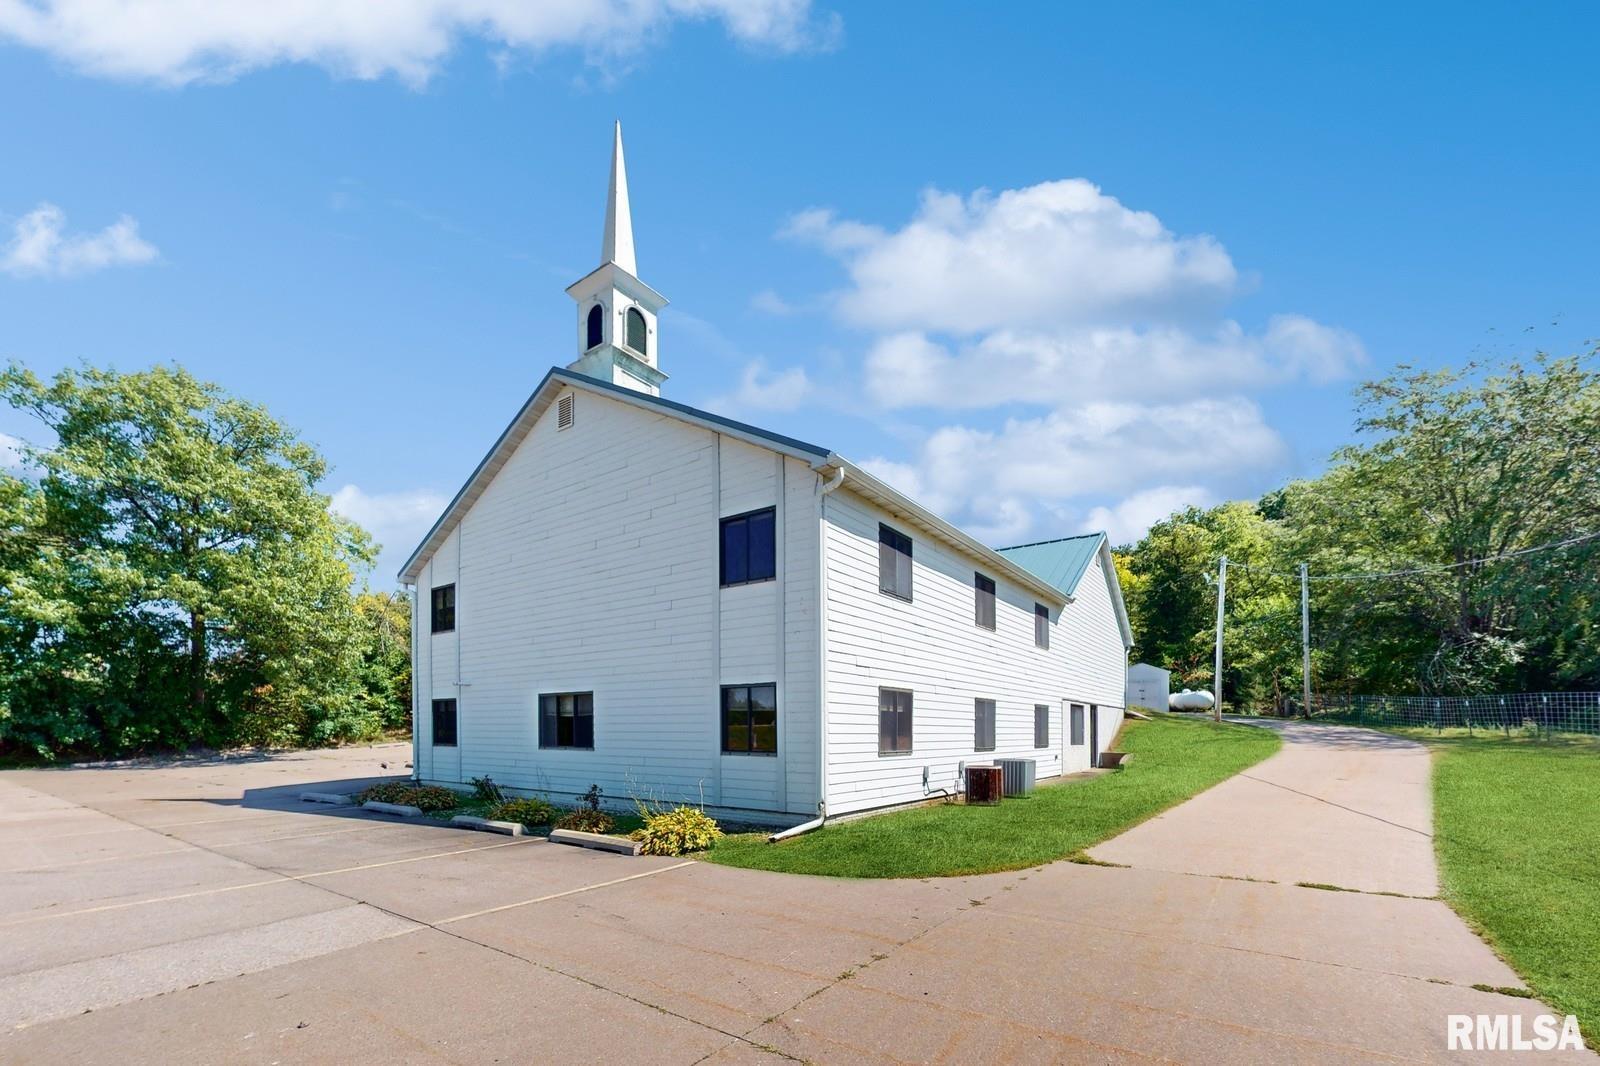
489 797 555 827
470 775 504 804
632 806 723 856
357 782 461 812
555 808 615 833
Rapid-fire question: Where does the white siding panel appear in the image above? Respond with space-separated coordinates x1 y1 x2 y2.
821 490 1068 815
407 386 820 819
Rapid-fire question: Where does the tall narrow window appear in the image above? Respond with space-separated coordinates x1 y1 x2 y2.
1034 704 1050 748
720 508 776 586
431 699 458 747
722 683 778 754
586 304 604 350
974 698 996 752
878 524 913 600
539 692 594 749
878 688 913 754
625 307 647 354
974 573 996 629
1070 703 1086 746
1034 603 1050 649
431 584 456 633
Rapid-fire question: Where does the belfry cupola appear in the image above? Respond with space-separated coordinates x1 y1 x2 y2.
565 122 669 396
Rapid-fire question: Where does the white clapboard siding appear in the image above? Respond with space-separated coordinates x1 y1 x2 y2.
820 490 1129 816
1059 550 1131 767
411 384 820 818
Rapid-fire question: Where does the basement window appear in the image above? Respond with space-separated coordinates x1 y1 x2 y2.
430 584 455 633
431 699 458 747
539 692 594 749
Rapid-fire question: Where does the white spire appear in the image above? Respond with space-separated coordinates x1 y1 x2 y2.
601 121 637 276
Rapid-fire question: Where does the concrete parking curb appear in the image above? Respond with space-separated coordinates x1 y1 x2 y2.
549 828 642 855
362 800 424 818
451 815 525 836
300 791 354 805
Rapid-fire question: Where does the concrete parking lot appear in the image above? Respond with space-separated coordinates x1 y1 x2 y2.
1 729 1587 1063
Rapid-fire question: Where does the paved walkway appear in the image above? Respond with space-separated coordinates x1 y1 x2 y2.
1 725 1590 1063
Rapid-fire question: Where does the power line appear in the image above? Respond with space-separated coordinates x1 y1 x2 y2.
1226 529 1600 583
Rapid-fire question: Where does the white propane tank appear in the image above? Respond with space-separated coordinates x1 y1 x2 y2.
1169 689 1216 712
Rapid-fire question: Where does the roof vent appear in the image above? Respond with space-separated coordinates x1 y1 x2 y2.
557 392 575 430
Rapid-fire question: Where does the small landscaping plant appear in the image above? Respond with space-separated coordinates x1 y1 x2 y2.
470 775 505 805
488 796 556 827
357 782 461 812
632 805 723 856
555 808 615 833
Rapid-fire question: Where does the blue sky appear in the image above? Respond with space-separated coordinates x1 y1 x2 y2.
2 1 1596 582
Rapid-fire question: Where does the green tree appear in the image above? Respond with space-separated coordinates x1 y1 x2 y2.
354 589 412 733
0 362 378 756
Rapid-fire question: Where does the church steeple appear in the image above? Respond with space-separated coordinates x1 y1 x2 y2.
565 122 668 396
601 122 636 276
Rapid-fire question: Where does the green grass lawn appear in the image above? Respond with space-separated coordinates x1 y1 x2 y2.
706 714 1280 879
1395 728 1599 1038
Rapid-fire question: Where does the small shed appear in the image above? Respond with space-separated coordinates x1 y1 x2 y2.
1126 663 1171 713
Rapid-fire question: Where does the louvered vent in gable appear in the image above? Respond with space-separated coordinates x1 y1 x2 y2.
557 392 575 430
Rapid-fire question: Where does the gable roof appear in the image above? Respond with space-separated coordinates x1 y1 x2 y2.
996 533 1135 649
397 367 828 583
994 533 1105 597
397 369 1077 610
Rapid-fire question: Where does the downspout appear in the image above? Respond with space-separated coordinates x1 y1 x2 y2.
769 464 845 843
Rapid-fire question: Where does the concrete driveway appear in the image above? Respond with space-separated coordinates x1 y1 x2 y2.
1 726 1589 1063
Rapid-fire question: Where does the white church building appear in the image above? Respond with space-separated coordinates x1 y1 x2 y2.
400 125 1135 824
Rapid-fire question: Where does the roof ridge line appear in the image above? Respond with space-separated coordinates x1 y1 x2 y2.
995 531 1107 552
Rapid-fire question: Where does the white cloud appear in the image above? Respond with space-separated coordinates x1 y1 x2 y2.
792 176 1361 545
706 361 811 413
861 398 1286 546
787 181 1238 334
863 314 1364 410
750 288 798 315
0 0 837 85
2 203 159 279
330 484 448 567
0 432 28 473
1082 485 1216 546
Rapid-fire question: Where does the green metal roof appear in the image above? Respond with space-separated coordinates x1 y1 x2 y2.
994 533 1107 598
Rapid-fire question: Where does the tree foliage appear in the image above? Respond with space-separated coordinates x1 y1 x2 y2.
1121 349 1600 709
0 362 410 757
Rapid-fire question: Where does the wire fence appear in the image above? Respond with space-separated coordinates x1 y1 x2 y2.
1305 692 1600 737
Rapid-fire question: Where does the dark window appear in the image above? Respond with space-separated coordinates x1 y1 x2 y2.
1070 703 1086 746
431 699 458 747
974 698 996 752
1034 603 1050 649
431 584 456 633
539 692 594 749
720 508 776 586
878 524 913 600
878 688 913 754
626 307 647 354
722 683 778 754
974 573 996 629
1035 704 1050 748
586 304 604 349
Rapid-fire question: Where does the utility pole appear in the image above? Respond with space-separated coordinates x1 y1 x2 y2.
1212 555 1227 724
1300 562 1312 718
